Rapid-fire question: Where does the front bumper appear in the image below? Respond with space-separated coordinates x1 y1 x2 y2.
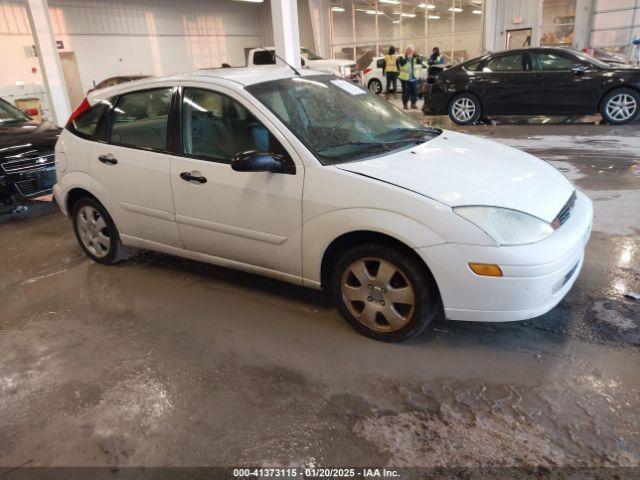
417 191 593 322
0 166 56 202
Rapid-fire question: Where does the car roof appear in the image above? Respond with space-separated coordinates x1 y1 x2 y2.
88 66 325 102
487 46 579 57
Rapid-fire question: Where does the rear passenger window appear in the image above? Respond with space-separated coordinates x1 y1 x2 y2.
376 59 385 69
71 101 108 137
253 50 276 65
110 88 172 151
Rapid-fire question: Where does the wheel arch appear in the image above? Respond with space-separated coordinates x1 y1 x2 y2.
319 230 442 301
598 84 640 114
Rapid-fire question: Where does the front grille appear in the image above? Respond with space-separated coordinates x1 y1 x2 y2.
1 154 55 174
15 179 39 196
552 191 577 230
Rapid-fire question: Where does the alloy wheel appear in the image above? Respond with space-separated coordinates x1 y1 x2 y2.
341 257 416 332
77 205 111 258
452 97 476 123
369 79 382 94
605 94 638 122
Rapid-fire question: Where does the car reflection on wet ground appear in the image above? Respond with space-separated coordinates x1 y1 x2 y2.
0 116 638 471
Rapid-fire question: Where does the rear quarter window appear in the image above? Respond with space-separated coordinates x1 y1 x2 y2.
69 102 109 138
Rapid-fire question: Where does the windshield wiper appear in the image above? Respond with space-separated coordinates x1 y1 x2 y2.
317 138 424 154
378 126 441 140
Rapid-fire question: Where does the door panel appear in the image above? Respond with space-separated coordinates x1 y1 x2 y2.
477 53 532 114
170 158 303 276
528 51 600 115
170 86 303 278
90 86 181 247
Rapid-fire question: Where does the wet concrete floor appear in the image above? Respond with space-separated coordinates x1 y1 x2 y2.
0 120 639 470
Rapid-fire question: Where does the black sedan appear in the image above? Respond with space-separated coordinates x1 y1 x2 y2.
423 47 640 125
0 98 60 206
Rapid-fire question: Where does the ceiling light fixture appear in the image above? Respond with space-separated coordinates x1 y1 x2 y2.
379 0 399 4
448 7 463 12
472 9 482 14
418 3 436 9
428 14 440 19
331 6 345 12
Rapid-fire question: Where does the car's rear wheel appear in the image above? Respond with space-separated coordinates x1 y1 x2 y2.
601 88 640 125
448 93 482 125
368 78 383 95
332 244 440 342
72 197 126 265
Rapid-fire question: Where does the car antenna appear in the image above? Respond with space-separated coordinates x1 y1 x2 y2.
261 47 301 76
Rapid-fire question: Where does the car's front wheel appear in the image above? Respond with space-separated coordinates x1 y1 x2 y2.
332 244 440 342
601 88 640 125
72 197 126 265
368 78 383 95
448 93 482 125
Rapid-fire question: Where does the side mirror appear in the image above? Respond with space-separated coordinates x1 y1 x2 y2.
572 66 587 75
231 150 295 175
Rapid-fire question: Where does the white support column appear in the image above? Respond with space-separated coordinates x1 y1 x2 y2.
26 0 71 126
271 0 302 70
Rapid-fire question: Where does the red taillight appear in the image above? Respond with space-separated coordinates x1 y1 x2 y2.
67 97 90 125
363 67 373 75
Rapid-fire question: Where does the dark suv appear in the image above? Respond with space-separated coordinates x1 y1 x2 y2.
0 98 60 205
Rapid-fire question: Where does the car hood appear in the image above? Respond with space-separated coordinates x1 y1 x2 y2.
335 130 574 223
0 121 61 162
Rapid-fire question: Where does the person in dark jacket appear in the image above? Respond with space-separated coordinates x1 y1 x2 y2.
381 46 399 96
428 47 445 66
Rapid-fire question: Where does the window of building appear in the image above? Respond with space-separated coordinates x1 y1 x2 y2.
540 0 577 46
329 0 485 69
110 88 172 151
590 0 640 60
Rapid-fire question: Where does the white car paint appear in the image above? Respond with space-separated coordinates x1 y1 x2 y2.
54 66 593 324
247 47 359 81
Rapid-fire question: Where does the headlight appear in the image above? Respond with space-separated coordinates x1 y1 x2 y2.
454 206 554 246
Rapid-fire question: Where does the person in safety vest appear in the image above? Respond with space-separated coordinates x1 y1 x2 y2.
397 45 423 110
381 46 399 96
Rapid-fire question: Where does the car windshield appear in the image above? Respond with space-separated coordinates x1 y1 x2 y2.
0 98 29 125
301 48 323 61
247 75 440 165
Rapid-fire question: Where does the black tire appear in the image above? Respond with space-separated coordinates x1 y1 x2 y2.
600 88 640 125
331 244 440 342
368 78 383 95
448 92 482 125
72 197 127 265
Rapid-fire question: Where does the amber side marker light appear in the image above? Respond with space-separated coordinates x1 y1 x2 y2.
469 263 503 277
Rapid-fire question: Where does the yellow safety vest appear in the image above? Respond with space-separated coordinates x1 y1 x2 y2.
398 56 419 81
384 54 398 73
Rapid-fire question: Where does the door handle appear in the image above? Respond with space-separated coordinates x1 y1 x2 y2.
180 171 207 184
98 154 118 165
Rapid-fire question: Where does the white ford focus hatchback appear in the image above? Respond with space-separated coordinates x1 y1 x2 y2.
54 67 592 342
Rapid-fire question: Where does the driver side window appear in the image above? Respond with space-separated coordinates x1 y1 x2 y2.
532 52 581 71
181 88 287 163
